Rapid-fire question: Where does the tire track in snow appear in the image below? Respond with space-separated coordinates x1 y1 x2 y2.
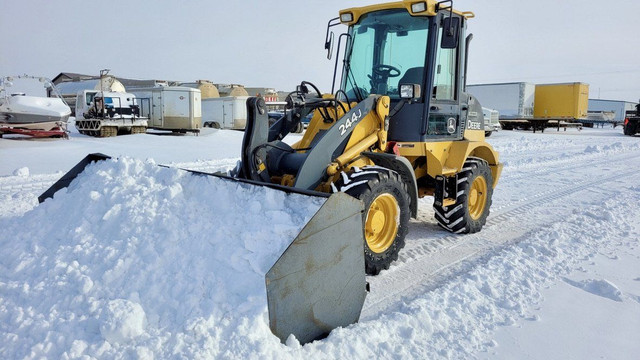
362 166 640 319
0 173 63 196
398 147 640 263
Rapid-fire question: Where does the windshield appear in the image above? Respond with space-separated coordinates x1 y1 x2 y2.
342 9 430 101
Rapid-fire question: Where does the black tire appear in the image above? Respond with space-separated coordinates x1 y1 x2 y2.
434 157 493 234
625 121 637 136
117 127 132 136
333 166 411 275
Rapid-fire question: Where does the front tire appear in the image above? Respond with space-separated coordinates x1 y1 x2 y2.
434 158 493 234
333 167 410 275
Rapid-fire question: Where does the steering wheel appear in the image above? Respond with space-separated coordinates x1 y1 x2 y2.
372 64 401 78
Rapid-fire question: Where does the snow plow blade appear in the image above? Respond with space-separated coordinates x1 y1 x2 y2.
266 192 366 344
38 153 368 345
38 153 111 203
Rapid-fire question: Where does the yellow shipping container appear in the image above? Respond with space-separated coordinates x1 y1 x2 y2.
533 82 589 119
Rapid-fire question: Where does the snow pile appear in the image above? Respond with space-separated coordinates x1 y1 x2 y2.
12 167 30 177
0 158 324 359
562 278 623 302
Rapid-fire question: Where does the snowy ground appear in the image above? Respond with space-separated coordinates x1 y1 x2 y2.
1 126 639 359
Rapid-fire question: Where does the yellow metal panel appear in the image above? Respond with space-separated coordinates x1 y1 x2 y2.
574 83 589 119
534 82 590 119
339 0 474 26
463 128 485 142
397 140 502 188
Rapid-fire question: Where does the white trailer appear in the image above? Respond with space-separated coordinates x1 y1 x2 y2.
588 99 636 122
201 96 249 130
467 82 535 119
129 87 201 133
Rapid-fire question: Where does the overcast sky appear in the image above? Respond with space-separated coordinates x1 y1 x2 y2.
2 0 639 102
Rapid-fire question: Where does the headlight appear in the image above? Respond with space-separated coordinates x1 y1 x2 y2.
400 84 422 100
411 2 427 13
340 12 353 23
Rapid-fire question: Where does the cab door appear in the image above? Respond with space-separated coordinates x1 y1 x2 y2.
425 13 464 140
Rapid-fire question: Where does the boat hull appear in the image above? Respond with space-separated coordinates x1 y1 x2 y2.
0 95 71 127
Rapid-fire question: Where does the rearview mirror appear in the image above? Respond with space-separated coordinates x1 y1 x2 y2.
325 31 335 60
441 17 460 49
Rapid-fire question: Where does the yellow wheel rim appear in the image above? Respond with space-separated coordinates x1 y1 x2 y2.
468 175 488 220
365 193 399 253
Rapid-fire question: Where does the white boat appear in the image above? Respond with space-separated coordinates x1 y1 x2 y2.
0 75 71 137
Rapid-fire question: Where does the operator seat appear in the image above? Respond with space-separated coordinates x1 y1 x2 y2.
398 67 424 92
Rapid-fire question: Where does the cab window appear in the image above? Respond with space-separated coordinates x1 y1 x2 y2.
433 24 458 101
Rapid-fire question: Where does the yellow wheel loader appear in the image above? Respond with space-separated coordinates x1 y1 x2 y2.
234 0 502 274
40 0 501 346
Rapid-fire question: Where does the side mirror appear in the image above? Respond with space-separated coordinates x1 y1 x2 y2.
399 84 422 101
325 31 335 60
441 17 460 49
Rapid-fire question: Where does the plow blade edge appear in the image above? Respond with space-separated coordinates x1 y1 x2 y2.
266 192 367 344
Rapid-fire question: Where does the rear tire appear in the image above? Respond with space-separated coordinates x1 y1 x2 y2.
434 158 493 234
333 167 410 275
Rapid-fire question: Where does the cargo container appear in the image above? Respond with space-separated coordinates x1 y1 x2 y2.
130 86 201 133
201 96 249 130
588 99 636 122
467 82 535 119
533 83 589 120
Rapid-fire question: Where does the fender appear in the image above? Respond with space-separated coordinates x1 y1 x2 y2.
361 151 418 218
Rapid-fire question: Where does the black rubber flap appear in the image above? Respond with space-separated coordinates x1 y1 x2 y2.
38 153 111 203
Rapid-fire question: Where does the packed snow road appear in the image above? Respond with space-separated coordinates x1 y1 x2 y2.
1 128 639 358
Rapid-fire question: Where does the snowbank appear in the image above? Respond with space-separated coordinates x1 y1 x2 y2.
0 158 323 358
2 129 640 359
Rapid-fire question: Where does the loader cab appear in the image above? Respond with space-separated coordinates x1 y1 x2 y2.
338 4 471 142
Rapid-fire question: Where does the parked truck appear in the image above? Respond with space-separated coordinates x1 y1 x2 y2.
129 86 202 133
482 107 500 136
624 105 640 136
75 89 148 137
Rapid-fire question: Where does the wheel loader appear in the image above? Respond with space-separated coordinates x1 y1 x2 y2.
39 0 501 346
